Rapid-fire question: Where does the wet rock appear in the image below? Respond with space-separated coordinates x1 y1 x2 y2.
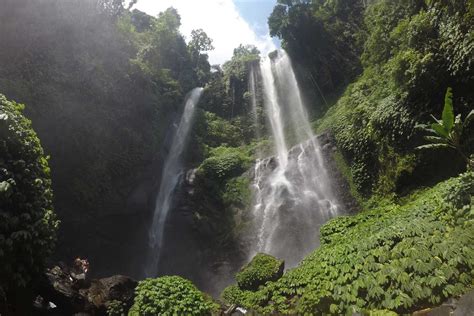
89 275 137 309
36 264 136 315
38 265 91 314
411 289 474 315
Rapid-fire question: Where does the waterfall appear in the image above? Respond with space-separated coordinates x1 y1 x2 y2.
249 65 261 143
145 87 203 277
250 51 341 267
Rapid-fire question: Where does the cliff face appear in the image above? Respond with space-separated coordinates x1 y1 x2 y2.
316 132 360 214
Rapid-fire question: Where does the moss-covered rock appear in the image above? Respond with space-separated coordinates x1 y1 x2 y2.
236 253 284 291
198 146 252 182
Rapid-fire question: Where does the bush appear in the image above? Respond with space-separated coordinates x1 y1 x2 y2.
221 285 246 306
234 172 474 314
236 253 284 291
129 276 218 316
0 94 58 301
198 146 252 181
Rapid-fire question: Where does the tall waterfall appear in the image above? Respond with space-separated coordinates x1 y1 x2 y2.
145 87 203 276
250 51 341 267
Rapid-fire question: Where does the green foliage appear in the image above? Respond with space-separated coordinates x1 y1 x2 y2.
194 111 244 149
222 177 251 208
416 88 474 168
236 253 284 291
198 146 252 181
0 95 58 299
362 0 425 67
229 172 474 314
268 0 365 100
107 300 126 316
129 276 218 316
188 29 214 85
221 285 248 306
315 0 474 196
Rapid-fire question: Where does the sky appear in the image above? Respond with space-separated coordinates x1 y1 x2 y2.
134 0 279 65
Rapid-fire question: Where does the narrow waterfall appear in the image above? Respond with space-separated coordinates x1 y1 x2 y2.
145 87 203 276
249 66 261 143
250 51 341 267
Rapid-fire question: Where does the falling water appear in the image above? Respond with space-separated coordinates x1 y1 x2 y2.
145 87 203 276
249 65 261 142
250 51 341 267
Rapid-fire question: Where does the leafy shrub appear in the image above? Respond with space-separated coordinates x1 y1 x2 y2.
198 146 252 181
129 276 218 316
236 253 284 291
221 285 247 306
231 172 474 314
0 94 58 300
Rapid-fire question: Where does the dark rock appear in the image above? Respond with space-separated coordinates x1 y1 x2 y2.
411 289 474 315
316 131 360 214
36 265 136 315
38 266 91 315
91 275 137 308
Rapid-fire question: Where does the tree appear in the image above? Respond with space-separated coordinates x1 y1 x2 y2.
188 29 214 85
0 95 58 313
189 29 214 53
416 88 474 169
97 0 125 17
136 7 197 91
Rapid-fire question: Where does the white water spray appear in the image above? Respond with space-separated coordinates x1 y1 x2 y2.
145 87 203 276
250 51 341 267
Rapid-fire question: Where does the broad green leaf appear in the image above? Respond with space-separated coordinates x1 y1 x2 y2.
431 123 448 137
442 87 454 132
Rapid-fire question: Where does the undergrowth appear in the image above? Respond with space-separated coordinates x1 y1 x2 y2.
224 172 474 314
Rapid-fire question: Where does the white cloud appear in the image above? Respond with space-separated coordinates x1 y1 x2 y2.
134 0 276 65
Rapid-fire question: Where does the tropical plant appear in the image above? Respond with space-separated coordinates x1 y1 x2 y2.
129 276 218 316
416 88 474 169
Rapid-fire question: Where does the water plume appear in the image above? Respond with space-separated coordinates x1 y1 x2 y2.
145 87 203 276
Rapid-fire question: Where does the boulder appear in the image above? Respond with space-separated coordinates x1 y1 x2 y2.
36 264 136 315
87 275 137 309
